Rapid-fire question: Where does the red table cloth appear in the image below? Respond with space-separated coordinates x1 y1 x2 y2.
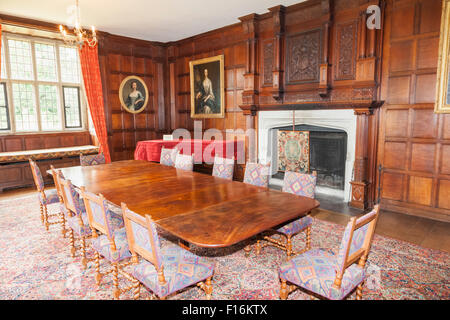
134 139 243 163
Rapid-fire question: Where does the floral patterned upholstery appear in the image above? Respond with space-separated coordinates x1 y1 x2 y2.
38 189 60 206
160 147 178 167
132 244 215 298
174 153 194 171
212 156 234 180
279 248 365 300
80 153 106 166
243 162 270 187
282 171 317 198
276 215 313 236
67 212 92 237
62 181 86 216
91 228 132 263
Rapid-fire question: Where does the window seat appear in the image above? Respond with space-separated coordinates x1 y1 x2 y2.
0 145 99 192
0 145 99 164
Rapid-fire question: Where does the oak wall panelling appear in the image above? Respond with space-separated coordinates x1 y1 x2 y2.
378 0 450 222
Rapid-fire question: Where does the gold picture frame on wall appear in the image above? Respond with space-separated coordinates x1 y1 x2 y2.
189 55 225 118
435 0 450 113
118 75 149 114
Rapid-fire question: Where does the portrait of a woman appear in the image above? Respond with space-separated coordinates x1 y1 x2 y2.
119 76 149 114
190 55 224 118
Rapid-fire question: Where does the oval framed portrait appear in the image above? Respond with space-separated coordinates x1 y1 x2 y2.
119 76 149 114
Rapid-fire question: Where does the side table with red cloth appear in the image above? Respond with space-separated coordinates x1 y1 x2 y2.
134 139 243 163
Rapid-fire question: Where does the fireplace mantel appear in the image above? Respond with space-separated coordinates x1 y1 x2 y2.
239 100 384 115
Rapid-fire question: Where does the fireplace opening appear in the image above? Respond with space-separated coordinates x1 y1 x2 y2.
273 124 347 190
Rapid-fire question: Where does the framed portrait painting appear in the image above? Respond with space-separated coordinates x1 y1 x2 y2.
435 0 450 113
119 76 149 114
190 55 225 118
277 130 310 173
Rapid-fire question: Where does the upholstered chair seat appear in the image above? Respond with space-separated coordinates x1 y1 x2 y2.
132 245 215 299
212 156 234 180
80 153 106 166
275 215 313 236
91 228 132 263
66 212 92 237
160 147 178 167
279 248 365 300
38 189 60 206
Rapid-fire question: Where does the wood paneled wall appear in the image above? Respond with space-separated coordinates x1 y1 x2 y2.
97 33 168 161
378 0 450 221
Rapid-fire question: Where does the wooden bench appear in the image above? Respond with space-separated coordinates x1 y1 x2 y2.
0 145 99 192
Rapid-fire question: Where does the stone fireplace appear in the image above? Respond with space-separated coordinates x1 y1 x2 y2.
258 110 357 202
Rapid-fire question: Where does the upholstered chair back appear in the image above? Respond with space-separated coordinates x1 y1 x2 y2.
174 153 194 171
29 159 45 192
121 203 163 271
58 173 84 216
282 171 317 199
160 147 178 167
212 156 234 180
243 162 271 187
333 205 380 288
80 153 106 166
80 187 119 239
50 165 64 200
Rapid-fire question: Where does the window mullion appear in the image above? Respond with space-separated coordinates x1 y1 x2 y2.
55 43 66 132
30 40 42 132
3 35 15 134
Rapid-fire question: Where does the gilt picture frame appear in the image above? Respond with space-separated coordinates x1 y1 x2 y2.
435 0 450 113
190 55 225 118
119 75 149 114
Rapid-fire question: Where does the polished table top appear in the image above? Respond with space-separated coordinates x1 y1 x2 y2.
49 160 320 248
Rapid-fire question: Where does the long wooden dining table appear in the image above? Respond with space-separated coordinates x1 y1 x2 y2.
48 160 320 248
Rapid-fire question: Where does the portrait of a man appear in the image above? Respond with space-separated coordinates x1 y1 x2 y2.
190 55 224 118
119 76 149 114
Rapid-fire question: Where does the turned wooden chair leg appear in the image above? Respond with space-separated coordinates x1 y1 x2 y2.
280 279 288 300
356 282 364 300
112 264 120 300
255 240 262 256
204 277 213 300
43 205 50 231
69 229 76 258
39 204 45 226
133 280 141 300
243 245 252 257
60 213 66 238
94 251 102 287
81 236 87 269
286 235 292 258
306 226 311 251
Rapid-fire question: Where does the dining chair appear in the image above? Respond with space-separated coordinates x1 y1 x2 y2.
174 153 194 171
160 147 178 167
256 171 317 257
212 156 234 180
80 152 106 166
279 205 380 300
28 159 61 231
243 161 271 188
58 173 92 269
50 165 67 238
121 203 215 300
80 187 132 299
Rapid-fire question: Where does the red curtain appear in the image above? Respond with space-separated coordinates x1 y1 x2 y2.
78 44 111 163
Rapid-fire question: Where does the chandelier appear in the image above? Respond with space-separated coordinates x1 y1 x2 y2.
59 0 97 47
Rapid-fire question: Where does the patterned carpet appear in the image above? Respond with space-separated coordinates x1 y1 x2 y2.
0 192 449 300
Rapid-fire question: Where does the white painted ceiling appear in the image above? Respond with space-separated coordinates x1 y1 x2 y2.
0 0 305 42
